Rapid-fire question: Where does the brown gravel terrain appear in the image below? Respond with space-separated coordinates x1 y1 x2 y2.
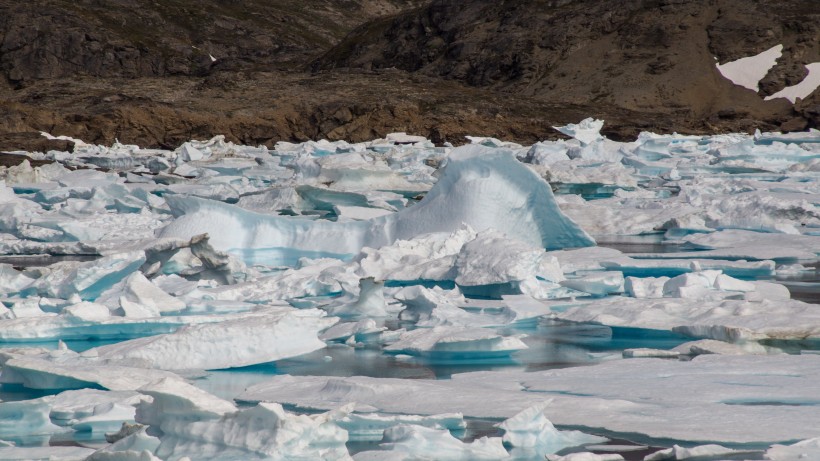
1 0 818 153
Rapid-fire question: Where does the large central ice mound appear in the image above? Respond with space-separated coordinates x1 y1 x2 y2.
160 145 594 264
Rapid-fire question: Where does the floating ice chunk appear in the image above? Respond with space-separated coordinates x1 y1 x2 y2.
677 229 819 262
160 145 594 265
550 247 624 274
556 295 820 341
384 326 527 357
241 355 820 444
744 280 791 302
26 251 146 300
553 118 605 145
0 356 180 391
103 425 160 452
713 273 756 292
172 162 200 177
0 305 217 342
386 132 428 144
235 187 301 214
765 438 820 461
0 264 35 294
499 401 607 456
0 399 66 437
394 286 482 327
326 278 388 318
622 348 680 358
454 230 564 286
89 308 336 370
567 139 624 163
465 136 523 149
209 257 358 302
137 380 351 461
380 424 508 460
662 271 722 299
644 443 754 460
316 152 424 192
50 389 144 433
672 339 771 356
320 319 385 342
716 44 782 91
524 141 571 165
86 449 162 461
546 453 624 461
624 276 669 298
765 62 820 103
118 272 186 314
136 377 237 426
560 271 624 296
64 301 110 321
0 446 95 461
335 205 393 220
499 295 552 325
296 185 403 216
601 258 775 279
339 412 465 441
8 297 50 318
175 142 206 163
357 225 476 282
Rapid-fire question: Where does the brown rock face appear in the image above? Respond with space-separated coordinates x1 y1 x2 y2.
1 0 818 152
0 0 426 85
317 0 818 116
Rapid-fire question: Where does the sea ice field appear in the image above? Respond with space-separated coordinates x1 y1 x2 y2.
0 118 819 460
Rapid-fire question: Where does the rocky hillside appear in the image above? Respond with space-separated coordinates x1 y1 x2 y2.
318 0 819 122
1 0 818 152
0 0 424 84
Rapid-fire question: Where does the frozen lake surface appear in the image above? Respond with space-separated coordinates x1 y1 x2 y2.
0 120 819 460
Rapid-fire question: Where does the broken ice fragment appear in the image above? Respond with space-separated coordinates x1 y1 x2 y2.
553 118 605 145
89 308 336 370
379 424 508 460
765 437 820 461
499 401 607 456
384 326 527 359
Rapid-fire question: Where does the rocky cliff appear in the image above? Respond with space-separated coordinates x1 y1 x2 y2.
1 0 818 152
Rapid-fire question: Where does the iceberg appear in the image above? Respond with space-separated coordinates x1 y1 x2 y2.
160 145 594 265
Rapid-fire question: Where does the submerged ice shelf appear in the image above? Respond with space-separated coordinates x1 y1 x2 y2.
0 120 819 460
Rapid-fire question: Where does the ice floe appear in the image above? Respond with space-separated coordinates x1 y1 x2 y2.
0 123 819 459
